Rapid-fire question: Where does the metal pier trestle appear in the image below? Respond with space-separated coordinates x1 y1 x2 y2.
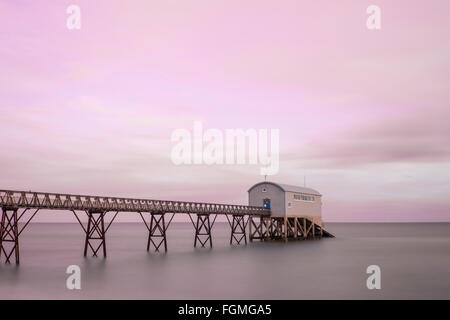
147 213 167 253
0 206 39 264
229 215 247 245
194 214 212 248
0 207 20 264
84 211 107 257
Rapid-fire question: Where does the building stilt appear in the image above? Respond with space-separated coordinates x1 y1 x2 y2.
285 217 296 240
271 217 284 240
249 216 264 241
263 217 271 240
248 216 331 243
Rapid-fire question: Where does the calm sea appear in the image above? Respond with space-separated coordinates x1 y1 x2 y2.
1 223 449 299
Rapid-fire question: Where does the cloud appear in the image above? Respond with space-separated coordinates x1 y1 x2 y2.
301 107 450 167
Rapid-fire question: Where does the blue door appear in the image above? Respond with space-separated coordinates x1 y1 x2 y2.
263 198 271 209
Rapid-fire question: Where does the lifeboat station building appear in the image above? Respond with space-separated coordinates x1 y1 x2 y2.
247 182 333 241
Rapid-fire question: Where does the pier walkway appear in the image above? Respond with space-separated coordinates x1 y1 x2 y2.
0 189 333 264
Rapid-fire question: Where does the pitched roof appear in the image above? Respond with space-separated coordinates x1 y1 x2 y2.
248 181 321 196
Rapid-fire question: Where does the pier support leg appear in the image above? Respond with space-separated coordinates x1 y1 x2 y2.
147 213 167 253
249 216 271 242
296 218 304 239
230 215 247 245
285 217 296 241
303 218 307 239
284 218 288 242
263 217 271 240
84 211 107 258
249 216 261 242
271 218 283 240
0 207 20 264
293 218 298 240
304 218 314 239
312 221 316 239
249 216 253 242
194 214 212 248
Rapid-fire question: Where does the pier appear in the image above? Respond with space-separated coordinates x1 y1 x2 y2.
0 189 333 264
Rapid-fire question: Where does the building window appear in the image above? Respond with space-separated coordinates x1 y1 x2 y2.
293 194 315 202
262 188 267 193
288 202 292 208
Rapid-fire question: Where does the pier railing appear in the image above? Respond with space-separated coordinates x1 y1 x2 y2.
0 189 269 216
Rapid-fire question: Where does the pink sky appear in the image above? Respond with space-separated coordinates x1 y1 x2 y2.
0 0 449 222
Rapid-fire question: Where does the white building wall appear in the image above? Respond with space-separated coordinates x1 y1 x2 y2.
248 183 285 216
